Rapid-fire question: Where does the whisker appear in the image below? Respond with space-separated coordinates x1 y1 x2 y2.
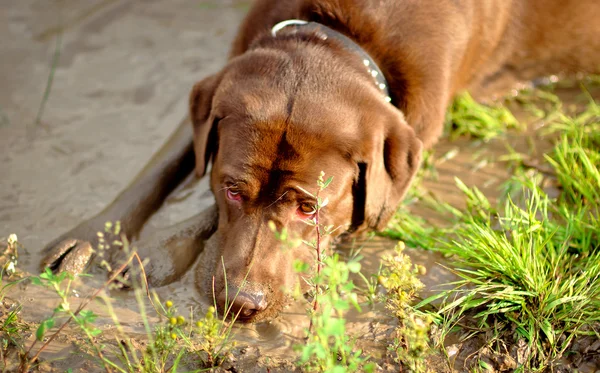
217 185 236 193
267 190 289 209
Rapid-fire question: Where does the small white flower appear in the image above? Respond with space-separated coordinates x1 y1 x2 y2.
7 234 17 246
5 261 16 274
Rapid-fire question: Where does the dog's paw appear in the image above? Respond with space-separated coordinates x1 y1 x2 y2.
41 237 95 275
40 218 107 276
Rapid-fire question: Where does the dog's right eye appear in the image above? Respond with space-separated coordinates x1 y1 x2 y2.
226 187 242 201
298 202 317 216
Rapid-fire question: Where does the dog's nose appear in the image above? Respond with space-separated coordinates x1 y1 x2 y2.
217 286 267 321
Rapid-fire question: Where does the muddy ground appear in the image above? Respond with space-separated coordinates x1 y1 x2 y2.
1 1 599 372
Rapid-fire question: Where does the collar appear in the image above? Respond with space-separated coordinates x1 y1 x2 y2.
271 19 392 103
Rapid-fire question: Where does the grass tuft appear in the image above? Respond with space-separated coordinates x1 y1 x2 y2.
445 92 522 141
416 97 600 369
384 84 600 371
422 178 600 369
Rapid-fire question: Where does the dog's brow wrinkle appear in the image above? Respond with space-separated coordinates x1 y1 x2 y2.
286 96 295 118
249 163 296 175
266 190 289 209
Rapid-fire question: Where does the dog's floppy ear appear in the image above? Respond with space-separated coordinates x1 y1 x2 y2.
189 74 222 177
358 110 423 231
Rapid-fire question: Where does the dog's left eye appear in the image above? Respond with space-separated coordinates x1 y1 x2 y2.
298 202 316 216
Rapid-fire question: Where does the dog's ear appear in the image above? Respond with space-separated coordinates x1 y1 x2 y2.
189 74 222 177
357 110 423 231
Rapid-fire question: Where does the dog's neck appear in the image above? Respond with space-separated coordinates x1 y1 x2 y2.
271 20 392 104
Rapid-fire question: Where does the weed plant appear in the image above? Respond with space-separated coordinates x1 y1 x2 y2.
9 223 237 372
1 234 30 371
296 253 373 373
285 172 375 372
379 241 432 372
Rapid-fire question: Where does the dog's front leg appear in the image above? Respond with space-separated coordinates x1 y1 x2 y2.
109 204 218 287
41 119 196 275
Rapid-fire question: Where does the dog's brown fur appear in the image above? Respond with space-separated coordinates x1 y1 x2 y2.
43 0 600 322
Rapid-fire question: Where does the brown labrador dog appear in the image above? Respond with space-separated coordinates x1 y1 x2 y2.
42 0 600 322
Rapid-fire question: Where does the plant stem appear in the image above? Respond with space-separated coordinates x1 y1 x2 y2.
309 188 322 333
34 30 62 128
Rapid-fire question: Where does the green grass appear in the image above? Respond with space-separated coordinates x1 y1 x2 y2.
445 92 523 141
383 86 600 371
545 100 600 207
421 179 600 369
383 202 437 249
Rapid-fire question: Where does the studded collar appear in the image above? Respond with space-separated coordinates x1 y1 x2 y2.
271 19 392 104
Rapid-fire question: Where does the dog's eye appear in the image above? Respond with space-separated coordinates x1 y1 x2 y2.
226 187 242 201
298 202 316 216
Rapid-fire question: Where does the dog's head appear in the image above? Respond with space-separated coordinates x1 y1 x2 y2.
189 41 422 322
